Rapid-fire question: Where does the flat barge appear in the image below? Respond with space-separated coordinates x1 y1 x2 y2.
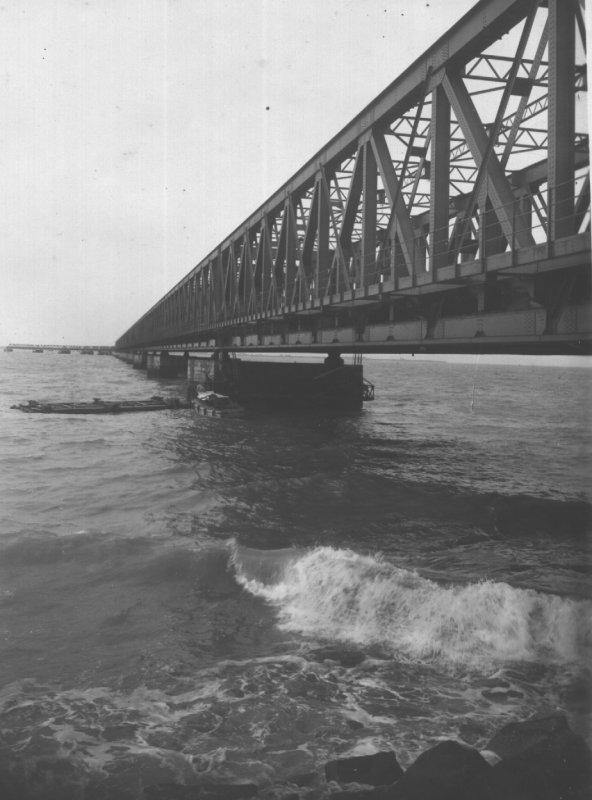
11 397 189 414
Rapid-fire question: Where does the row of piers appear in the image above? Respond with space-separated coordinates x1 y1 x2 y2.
115 350 368 409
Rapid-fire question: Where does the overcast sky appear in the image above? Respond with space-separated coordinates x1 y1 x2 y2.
0 0 486 346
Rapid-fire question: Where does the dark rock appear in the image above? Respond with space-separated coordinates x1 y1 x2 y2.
561 671 592 713
291 771 318 787
102 723 138 741
89 752 187 799
487 713 586 761
388 740 491 800
325 751 403 787
346 719 365 730
488 754 572 800
486 714 592 800
19 756 86 800
457 720 488 746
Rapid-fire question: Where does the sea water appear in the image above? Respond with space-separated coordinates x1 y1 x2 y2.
0 351 590 798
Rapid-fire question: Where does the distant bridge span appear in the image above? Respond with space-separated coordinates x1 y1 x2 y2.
117 0 591 358
6 344 114 353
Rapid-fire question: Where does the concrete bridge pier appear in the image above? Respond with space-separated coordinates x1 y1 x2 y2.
132 352 148 370
187 350 365 409
146 351 189 379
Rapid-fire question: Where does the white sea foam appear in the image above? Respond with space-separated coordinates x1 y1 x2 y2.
233 545 592 668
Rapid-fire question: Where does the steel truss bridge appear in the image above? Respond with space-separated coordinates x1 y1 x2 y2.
6 344 113 353
117 0 591 357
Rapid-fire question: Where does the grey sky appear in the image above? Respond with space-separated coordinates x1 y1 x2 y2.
2 0 510 346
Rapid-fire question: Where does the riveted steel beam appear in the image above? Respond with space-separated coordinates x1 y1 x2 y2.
548 0 576 239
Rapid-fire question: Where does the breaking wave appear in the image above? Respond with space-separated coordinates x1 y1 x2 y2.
232 544 592 668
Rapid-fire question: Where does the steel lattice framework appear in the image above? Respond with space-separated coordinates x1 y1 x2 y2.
117 0 591 356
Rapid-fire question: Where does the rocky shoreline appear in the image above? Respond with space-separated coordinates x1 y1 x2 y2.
2 711 590 798
142 713 591 800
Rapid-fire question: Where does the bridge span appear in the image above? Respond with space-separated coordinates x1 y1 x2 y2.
116 0 590 360
5 344 113 354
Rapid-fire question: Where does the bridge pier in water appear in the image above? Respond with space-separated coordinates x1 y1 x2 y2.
186 352 366 410
146 352 188 379
116 348 367 409
132 352 147 370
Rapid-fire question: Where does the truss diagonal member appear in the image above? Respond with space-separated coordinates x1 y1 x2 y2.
370 130 417 274
301 181 320 270
255 218 270 312
273 205 288 292
221 249 232 321
285 200 297 306
408 130 431 209
262 217 277 313
242 232 256 316
500 19 549 169
397 66 433 194
449 96 548 166
575 173 590 232
237 238 247 315
362 141 377 288
452 0 540 258
572 0 586 50
209 259 220 325
320 168 351 295
230 247 240 319
286 197 308 306
443 71 536 251
207 265 215 330
339 146 364 252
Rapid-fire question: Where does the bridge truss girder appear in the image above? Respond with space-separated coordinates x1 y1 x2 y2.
117 0 590 356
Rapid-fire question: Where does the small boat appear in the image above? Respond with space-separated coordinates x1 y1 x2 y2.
11 396 189 415
3 346 13 352
193 391 243 417
58 348 71 354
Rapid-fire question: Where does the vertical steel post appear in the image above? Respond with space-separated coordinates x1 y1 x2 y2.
317 175 330 302
430 84 450 274
548 0 575 239
362 141 377 290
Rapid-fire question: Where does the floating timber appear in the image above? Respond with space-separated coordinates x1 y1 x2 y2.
11 396 189 415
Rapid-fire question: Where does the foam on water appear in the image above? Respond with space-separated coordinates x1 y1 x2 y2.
232 545 592 669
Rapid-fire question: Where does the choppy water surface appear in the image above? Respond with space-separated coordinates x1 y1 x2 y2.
0 351 590 798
